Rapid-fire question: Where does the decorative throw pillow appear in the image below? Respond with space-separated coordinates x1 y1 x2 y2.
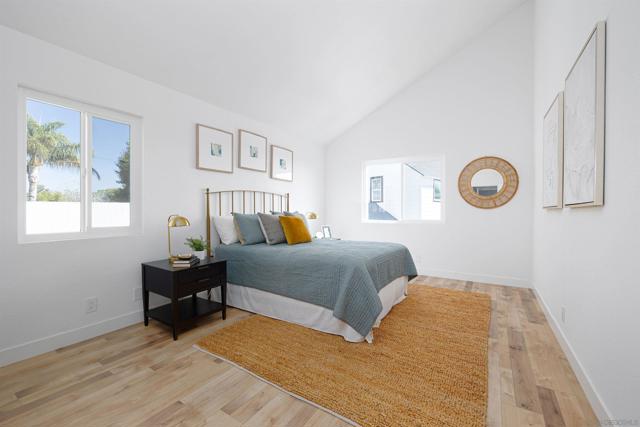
213 216 239 245
233 213 266 245
283 211 310 231
279 215 312 245
257 213 286 245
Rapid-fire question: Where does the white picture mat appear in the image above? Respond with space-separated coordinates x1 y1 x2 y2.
542 93 563 208
563 22 605 207
197 125 233 172
271 145 293 181
239 130 267 171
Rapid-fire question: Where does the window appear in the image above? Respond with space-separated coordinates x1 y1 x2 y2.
18 89 141 242
363 158 443 222
370 176 383 202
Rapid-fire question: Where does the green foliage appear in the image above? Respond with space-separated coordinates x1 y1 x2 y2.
93 188 122 202
185 236 209 252
26 114 100 201
96 141 130 203
116 141 130 197
36 189 64 202
27 116 79 169
36 185 80 202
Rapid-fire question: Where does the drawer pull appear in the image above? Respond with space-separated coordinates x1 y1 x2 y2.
197 266 209 271
198 278 210 283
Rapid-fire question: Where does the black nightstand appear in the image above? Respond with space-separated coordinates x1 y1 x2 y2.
141 258 226 340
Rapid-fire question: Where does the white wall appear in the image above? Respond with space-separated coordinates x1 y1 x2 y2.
0 25 324 366
325 2 534 287
532 0 640 420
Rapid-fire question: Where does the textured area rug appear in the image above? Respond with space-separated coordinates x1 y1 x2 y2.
196 285 491 427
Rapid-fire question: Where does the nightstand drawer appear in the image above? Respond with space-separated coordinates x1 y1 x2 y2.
178 263 219 284
178 277 214 298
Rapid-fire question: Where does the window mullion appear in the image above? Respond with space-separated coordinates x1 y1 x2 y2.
81 112 93 233
400 163 404 221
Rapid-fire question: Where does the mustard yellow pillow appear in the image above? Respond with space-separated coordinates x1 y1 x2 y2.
279 215 312 245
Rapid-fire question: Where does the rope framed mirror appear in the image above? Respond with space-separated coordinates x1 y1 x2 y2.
458 156 519 209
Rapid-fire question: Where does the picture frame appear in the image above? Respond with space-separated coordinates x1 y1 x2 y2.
542 92 564 209
322 225 332 239
563 21 606 207
238 129 267 172
196 124 233 173
270 145 293 182
433 178 441 202
370 176 383 202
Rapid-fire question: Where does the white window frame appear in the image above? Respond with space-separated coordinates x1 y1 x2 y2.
361 156 445 224
17 87 143 243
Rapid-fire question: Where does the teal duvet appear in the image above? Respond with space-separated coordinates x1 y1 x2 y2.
214 239 417 336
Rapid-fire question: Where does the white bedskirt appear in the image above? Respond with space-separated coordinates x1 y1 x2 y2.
210 276 408 343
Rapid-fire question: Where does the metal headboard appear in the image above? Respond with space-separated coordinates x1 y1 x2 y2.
205 188 290 256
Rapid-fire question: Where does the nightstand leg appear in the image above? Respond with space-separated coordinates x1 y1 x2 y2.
171 296 179 340
143 291 149 326
221 282 227 320
142 268 149 327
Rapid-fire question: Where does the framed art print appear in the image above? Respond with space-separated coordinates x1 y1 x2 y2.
196 124 233 173
238 129 267 172
542 92 564 208
270 145 293 182
563 21 606 207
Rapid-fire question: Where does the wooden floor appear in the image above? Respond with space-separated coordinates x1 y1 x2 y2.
0 277 598 427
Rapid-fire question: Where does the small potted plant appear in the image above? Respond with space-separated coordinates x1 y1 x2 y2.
185 236 209 260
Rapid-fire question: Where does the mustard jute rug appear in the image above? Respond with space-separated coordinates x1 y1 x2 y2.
196 285 492 427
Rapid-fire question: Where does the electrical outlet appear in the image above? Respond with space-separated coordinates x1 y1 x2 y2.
561 307 566 323
133 287 142 302
85 297 98 314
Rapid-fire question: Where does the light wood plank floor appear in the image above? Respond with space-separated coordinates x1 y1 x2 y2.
0 277 598 426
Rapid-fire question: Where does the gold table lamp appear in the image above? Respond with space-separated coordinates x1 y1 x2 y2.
167 214 190 260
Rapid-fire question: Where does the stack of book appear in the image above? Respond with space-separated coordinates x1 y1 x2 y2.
171 256 199 268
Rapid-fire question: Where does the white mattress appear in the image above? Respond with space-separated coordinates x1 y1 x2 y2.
211 276 408 343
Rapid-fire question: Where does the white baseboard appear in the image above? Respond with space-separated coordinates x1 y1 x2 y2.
419 268 530 288
532 288 612 422
0 310 143 368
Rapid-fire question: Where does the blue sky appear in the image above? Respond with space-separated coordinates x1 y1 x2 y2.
27 99 130 193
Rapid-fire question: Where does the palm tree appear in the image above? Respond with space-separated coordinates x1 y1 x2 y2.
26 115 99 201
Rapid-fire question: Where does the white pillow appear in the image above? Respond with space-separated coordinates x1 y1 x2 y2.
213 216 239 245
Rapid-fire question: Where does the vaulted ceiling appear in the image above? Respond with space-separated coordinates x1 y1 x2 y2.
0 0 525 143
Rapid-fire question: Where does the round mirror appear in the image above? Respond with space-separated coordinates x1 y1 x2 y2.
458 157 518 209
471 169 504 196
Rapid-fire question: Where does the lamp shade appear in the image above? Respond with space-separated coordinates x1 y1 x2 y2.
168 214 190 227
306 212 318 220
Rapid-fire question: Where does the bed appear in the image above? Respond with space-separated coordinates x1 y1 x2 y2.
205 189 417 342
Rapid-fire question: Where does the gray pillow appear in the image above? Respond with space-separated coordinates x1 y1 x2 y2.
232 213 266 245
257 213 286 245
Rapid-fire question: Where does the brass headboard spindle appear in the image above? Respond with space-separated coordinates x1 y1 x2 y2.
205 189 291 258
205 188 212 257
